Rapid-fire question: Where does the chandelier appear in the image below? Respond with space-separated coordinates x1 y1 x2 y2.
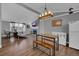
38 3 54 19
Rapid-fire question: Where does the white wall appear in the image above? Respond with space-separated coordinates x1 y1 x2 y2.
2 3 38 24
1 21 10 34
0 3 2 48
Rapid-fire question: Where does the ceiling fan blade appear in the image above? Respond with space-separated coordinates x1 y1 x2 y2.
72 10 79 13
54 8 79 16
54 12 69 16
52 11 71 18
16 3 41 15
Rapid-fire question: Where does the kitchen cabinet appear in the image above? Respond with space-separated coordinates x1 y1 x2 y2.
69 21 79 50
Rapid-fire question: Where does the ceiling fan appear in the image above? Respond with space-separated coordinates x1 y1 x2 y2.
16 3 79 19
54 8 79 17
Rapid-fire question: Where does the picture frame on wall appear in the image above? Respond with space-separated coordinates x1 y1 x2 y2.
52 19 62 27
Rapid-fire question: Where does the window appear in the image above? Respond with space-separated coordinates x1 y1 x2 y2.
10 22 26 32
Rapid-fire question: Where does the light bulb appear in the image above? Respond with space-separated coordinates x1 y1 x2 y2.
51 12 53 15
39 15 41 17
48 10 51 14
45 11 47 15
42 13 44 16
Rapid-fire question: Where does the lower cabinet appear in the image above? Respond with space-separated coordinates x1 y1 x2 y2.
52 32 66 46
69 32 79 50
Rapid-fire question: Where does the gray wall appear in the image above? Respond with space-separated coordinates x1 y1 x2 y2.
38 12 79 34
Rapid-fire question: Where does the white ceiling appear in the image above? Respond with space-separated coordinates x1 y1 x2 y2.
1 3 79 24
25 3 79 12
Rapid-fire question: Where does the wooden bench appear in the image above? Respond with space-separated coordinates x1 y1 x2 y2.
33 34 56 56
33 40 54 48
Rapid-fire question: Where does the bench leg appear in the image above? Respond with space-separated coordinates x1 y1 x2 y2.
49 49 51 56
49 48 53 56
49 48 55 56
33 42 35 49
51 48 53 56
33 42 38 49
53 48 55 56
36 44 38 47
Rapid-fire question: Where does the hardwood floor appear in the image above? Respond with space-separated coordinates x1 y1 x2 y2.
0 35 79 56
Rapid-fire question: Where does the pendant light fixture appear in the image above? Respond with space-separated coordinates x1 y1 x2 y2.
38 2 54 19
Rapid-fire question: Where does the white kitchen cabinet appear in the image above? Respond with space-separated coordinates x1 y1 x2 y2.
69 21 79 50
52 32 66 45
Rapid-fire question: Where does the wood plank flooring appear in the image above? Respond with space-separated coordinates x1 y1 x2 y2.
0 35 79 56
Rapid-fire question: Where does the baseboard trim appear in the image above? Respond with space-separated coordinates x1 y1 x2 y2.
69 46 79 51
60 44 79 51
